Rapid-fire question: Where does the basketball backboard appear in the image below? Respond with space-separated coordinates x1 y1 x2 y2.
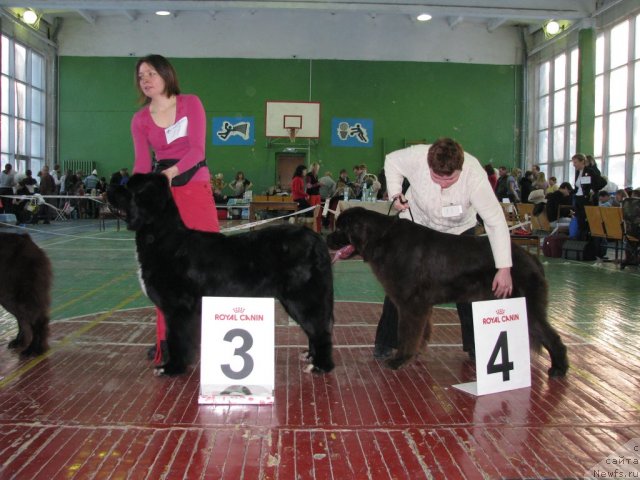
265 101 320 140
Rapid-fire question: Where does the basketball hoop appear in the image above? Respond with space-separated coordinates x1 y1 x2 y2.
287 127 298 143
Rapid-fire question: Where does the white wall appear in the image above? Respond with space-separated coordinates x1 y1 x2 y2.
57 11 522 64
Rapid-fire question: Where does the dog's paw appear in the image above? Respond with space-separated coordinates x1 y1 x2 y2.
20 343 46 357
385 356 409 370
7 338 21 350
155 362 186 376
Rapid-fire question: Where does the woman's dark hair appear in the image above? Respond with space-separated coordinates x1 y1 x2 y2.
135 54 180 105
293 165 307 178
484 163 495 175
427 138 464 175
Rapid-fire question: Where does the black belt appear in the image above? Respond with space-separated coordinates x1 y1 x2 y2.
153 159 207 187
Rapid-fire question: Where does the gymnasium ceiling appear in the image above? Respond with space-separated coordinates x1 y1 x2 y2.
0 0 606 33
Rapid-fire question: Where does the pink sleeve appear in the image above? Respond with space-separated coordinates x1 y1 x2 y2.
176 95 206 174
131 111 153 174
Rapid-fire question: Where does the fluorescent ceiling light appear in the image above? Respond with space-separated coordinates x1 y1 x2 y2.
155 10 171 16
417 13 432 22
22 9 38 25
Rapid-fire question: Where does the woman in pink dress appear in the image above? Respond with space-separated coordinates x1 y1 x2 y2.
131 54 219 369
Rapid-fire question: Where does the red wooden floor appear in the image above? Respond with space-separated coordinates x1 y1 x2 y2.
0 302 638 479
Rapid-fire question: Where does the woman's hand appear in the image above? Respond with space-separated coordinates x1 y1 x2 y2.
161 165 180 185
492 267 513 299
392 193 410 211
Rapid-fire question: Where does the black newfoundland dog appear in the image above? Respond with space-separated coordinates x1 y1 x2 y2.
327 207 568 377
0 232 51 356
108 173 334 376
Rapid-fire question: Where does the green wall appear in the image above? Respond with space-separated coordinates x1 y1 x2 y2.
59 56 522 193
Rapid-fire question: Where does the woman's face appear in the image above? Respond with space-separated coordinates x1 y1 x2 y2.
572 157 584 170
138 62 166 99
429 169 461 189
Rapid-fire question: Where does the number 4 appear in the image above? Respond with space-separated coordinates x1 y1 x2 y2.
486 331 514 381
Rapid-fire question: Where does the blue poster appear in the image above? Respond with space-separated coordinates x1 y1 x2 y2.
331 118 373 147
212 117 254 146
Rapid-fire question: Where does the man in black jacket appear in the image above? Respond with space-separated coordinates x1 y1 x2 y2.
546 182 573 223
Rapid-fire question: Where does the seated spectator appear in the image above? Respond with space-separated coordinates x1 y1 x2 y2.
612 189 628 207
546 176 559 195
598 190 612 207
546 181 574 226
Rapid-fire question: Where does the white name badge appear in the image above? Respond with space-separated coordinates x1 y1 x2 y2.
165 116 188 144
442 204 463 218
199 296 275 405
580 175 591 185
453 297 531 396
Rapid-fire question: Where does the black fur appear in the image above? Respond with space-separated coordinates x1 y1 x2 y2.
0 233 51 356
326 207 568 377
108 173 334 375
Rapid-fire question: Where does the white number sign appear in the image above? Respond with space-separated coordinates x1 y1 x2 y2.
198 297 275 405
453 297 531 396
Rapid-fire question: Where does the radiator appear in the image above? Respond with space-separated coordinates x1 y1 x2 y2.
63 159 96 175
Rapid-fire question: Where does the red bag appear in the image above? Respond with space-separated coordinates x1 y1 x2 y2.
542 235 568 258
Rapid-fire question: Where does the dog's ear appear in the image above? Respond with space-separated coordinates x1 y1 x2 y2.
125 173 172 230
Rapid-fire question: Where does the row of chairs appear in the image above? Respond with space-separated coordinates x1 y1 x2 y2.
584 205 637 262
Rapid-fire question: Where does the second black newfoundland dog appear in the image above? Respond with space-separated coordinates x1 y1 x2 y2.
108 173 334 375
0 232 51 357
327 207 568 377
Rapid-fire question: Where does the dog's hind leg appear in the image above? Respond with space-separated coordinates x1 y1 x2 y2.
531 320 569 377
280 298 335 374
527 300 569 378
21 314 49 357
386 306 433 370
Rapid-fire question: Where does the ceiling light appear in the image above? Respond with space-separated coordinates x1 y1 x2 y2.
155 10 171 16
22 9 38 25
545 20 561 35
417 13 432 22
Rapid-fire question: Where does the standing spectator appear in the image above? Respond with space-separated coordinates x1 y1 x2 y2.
573 153 605 240
484 163 497 191
0 164 16 214
519 170 534 203
38 165 56 224
305 162 322 232
291 165 310 211
318 171 336 201
229 171 252 198
84 169 99 192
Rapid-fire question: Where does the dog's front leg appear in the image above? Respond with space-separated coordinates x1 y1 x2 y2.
386 306 433 370
156 310 195 376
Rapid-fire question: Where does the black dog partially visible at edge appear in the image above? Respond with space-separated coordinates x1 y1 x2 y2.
0 232 51 357
327 207 568 377
108 173 334 376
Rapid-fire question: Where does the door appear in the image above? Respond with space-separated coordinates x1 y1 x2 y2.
276 153 306 192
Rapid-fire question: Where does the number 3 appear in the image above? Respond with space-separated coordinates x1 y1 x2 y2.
486 331 514 381
221 329 254 380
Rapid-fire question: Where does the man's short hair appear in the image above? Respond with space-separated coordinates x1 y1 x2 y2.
559 182 573 190
598 190 610 199
427 138 464 175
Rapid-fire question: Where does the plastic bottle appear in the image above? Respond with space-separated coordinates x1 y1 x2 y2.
343 187 348 201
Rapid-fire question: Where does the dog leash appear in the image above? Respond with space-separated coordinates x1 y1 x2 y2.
387 197 414 223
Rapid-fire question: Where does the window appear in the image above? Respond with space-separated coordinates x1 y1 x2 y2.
594 14 639 188
534 47 580 181
532 11 640 189
0 34 45 175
